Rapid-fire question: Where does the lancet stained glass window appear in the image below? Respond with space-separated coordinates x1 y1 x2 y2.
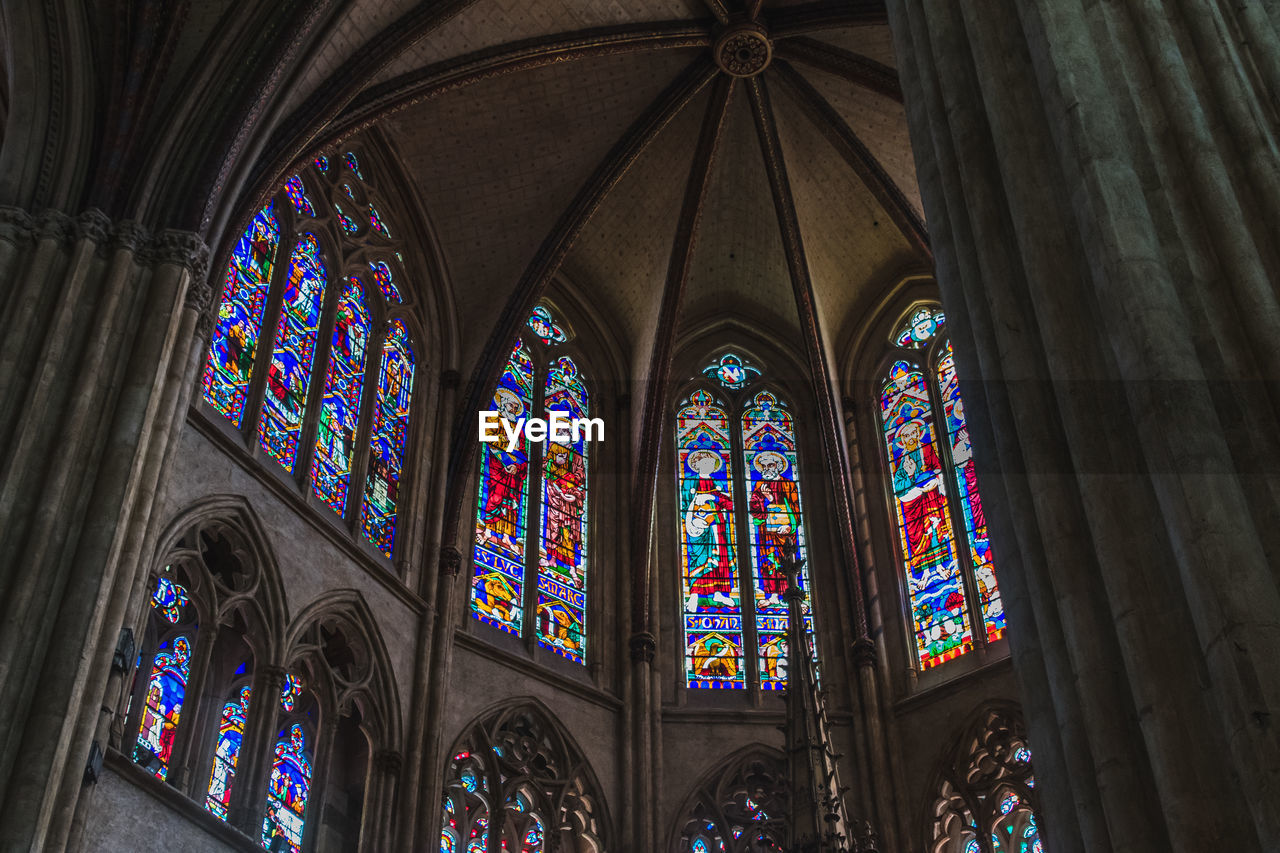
470 305 595 662
362 321 415 557
880 302 1004 670
199 140 419 562
262 723 312 853
741 391 812 690
677 389 744 688
676 365 818 690
471 340 535 635
312 277 370 516
201 202 280 425
258 234 328 471
536 356 589 662
134 635 191 779
205 685 251 820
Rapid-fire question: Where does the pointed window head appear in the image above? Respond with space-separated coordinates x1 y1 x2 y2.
702 352 761 390
893 304 946 349
526 304 568 346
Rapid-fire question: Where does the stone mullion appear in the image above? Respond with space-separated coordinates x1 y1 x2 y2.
230 664 286 837
524 354 548 654
363 749 400 851
166 623 220 793
728 396 763 697
301 715 339 853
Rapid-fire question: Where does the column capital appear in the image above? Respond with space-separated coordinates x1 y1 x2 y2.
439 545 463 578
851 636 877 669
373 749 403 776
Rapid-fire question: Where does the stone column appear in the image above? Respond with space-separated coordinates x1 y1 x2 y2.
230 664 286 836
364 749 401 851
0 207 210 852
886 0 1280 849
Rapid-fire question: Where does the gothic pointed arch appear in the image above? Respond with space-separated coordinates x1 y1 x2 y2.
668 745 788 852
440 698 612 853
925 703 1045 853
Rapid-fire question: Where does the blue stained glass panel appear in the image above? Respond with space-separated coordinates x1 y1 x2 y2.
361 321 415 558
311 278 370 516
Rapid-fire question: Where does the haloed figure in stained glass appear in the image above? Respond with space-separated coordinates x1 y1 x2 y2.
683 450 737 613
480 388 531 556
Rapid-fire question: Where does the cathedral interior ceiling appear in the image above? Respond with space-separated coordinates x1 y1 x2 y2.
223 0 925 381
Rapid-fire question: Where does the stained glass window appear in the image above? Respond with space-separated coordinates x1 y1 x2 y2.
342 183 356 202
536 356 589 662
205 685 251 820
526 305 567 346
894 304 946 349
741 391 812 690
936 340 1004 643
361 321 415 557
314 155 329 172
471 341 535 635
134 636 191 779
881 302 1005 671
262 723 312 853
676 389 744 688
702 352 761 389
344 151 364 179
258 234 327 471
334 203 358 234
202 202 280 425
311 277 370 516
370 203 391 237
370 260 402 303
880 359 971 668
284 175 315 217
280 673 303 711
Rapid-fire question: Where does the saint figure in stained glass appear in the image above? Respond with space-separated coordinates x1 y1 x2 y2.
258 234 328 471
262 723 312 853
205 685 251 820
526 305 567 346
312 278 370 516
134 636 191 779
536 356 589 662
361 321 415 557
880 360 971 668
202 202 280 425
471 341 535 634
677 390 744 688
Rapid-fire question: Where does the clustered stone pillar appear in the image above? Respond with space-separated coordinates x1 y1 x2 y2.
885 1 1280 850
0 207 211 852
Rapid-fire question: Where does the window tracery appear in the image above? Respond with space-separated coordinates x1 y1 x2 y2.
470 305 591 664
441 703 608 853
677 355 815 691
199 144 421 563
672 749 787 852
929 707 1045 853
878 303 1005 670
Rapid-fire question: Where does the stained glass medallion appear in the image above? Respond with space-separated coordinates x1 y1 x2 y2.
894 304 946 349
536 356 589 662
344 151 364 179
471 341 535 634
314 155 329 172
741 390 813 689
361 321 415 557
702 352 761 390
370 203 391 237
676 389 744 688
201 202 281 426
880 359 972 668
258 234 328 472
334 203 359 234
526 305 567 346
280 673 303 711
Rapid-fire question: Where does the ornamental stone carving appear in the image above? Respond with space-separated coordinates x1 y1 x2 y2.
714 23 772 78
